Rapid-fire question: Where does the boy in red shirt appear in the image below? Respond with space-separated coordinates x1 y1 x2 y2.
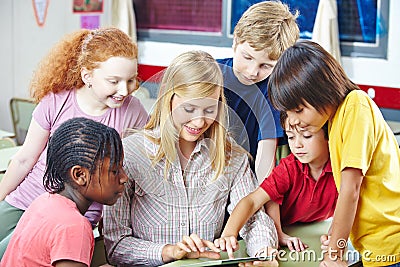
215 112 337 256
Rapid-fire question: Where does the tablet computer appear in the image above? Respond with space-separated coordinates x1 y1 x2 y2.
181 256 272 266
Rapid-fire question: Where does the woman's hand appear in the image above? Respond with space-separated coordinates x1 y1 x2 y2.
278 232 308 252
162 233 221 263
214 235 239 259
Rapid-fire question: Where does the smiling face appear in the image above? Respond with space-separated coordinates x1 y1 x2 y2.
83 56 138 109
85 157 128 206
286 101 332 134
171 88 220 150
232 40 277 85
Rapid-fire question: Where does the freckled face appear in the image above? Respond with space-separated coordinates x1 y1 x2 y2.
232 40 277 85
171 89 220 145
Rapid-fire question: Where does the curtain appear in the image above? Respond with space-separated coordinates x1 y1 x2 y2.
111 0 137 42
312 0 341 64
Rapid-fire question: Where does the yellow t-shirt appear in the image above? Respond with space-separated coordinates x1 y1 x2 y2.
329 90 400 267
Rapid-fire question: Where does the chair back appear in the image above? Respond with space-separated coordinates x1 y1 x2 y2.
0 138 18 175
9 98 37 145
0 137 16 149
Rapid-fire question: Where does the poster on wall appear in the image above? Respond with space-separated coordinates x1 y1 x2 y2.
32 0 49 27
73 0 103 13
81 15 100 29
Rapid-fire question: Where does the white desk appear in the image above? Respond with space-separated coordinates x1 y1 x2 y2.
0 146 20 172
0 129 15 139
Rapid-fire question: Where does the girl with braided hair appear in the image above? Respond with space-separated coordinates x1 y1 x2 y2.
1 117 128 267
0 27 148 258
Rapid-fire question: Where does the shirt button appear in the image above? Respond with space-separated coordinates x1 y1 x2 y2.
181 222 185 226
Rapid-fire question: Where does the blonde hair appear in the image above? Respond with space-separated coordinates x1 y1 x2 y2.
145 50 232 180
234 1 300 60
30 27 138 102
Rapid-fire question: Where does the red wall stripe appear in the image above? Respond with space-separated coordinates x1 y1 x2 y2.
138 64 400 110
358 84 400 110
138 64 167 82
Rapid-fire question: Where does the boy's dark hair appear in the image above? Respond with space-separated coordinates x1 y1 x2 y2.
280 111 329 139
269 40 359 114
44 117 123 193
279 111 288 130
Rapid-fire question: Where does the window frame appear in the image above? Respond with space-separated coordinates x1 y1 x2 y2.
338 0 389 59
135 0 232 47
134 0 389 59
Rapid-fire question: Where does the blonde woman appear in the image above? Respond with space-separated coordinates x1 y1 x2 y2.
103 50 278 266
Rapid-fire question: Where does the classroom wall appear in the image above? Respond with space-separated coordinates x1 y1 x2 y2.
0 0 399 133
0 0 112 132
135 0 400 120
137 0 400 89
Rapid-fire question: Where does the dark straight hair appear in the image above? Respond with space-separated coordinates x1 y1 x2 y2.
268 40 359 114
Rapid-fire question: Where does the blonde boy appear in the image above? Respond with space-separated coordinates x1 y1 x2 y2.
217 1 300 180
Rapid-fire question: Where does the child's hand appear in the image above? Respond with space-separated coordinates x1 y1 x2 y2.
320 234 330 251
214 236 239 259
162 234 221 263
319 253 347 267
278 232 308 251
319 235 348 267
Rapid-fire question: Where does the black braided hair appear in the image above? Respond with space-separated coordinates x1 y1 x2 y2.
44 117 123 193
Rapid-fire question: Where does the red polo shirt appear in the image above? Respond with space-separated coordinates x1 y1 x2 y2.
260 153 338 226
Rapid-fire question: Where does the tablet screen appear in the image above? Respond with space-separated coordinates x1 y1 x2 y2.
181 256 272 266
